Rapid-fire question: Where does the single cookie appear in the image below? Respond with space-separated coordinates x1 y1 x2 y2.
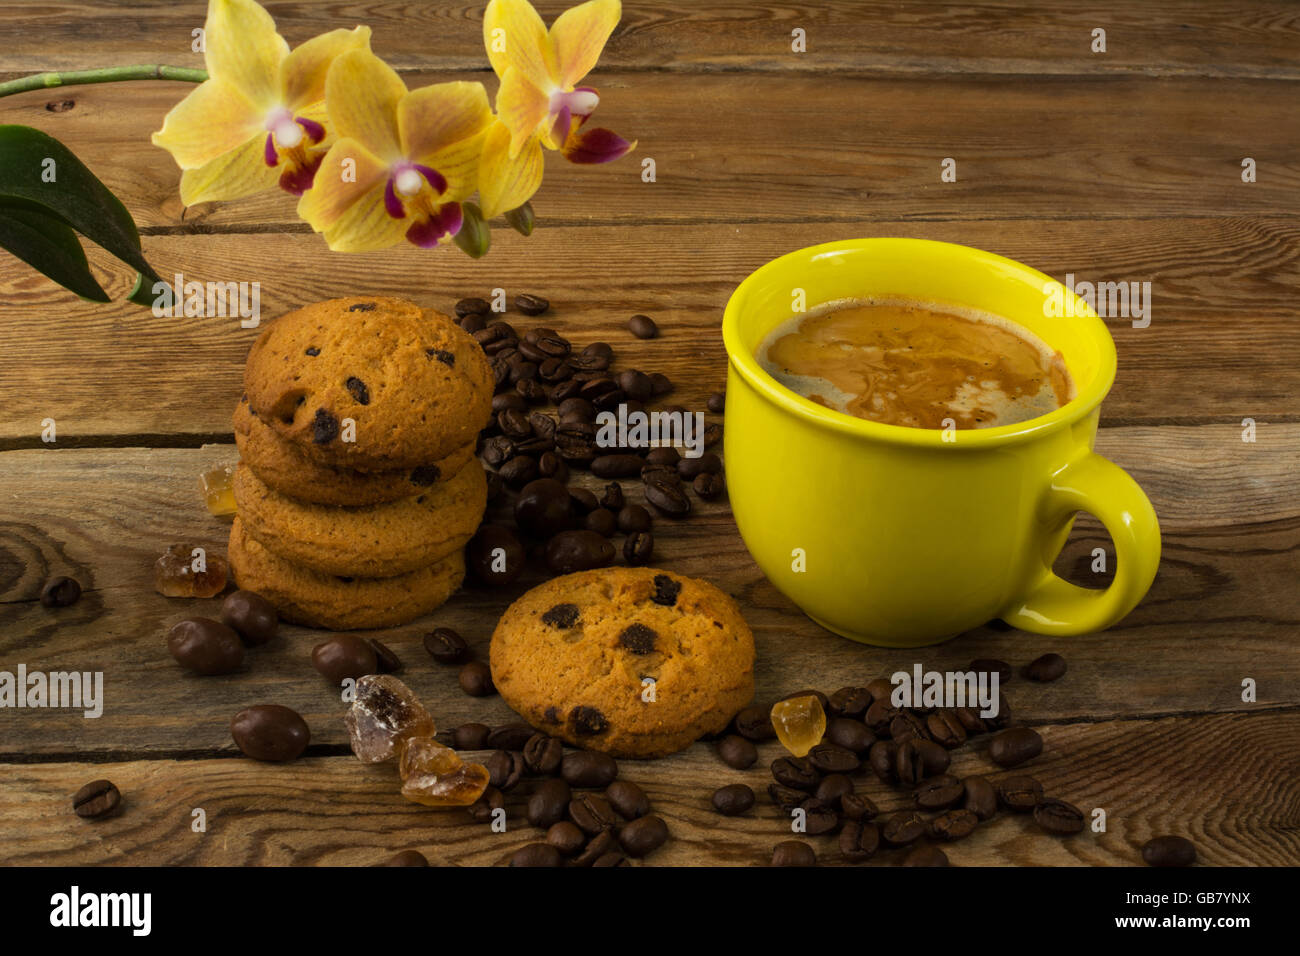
242 296 493 471
234 396 475 506
233 458 486 578
489 568 755 758
228 517 465 630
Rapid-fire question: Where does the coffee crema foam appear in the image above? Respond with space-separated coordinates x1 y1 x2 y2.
758 298 1074 429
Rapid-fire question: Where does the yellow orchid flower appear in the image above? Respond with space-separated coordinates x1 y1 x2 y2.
152 0 370 205
298 49 493 251
478 0 634 218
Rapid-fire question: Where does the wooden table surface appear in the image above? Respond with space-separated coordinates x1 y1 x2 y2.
1 1 1297 867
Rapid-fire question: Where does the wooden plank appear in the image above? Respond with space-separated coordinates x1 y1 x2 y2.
1 74 1297 231
0 442 1295 756
1 710 1295 865
1 218 1298 441
2 1 1298 78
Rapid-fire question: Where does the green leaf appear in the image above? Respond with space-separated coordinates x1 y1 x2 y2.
0 124 167 304
0 205 110 301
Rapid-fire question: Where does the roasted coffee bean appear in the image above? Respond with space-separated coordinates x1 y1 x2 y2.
615 504 652 534
467 786 504 823
571 830 618 867
1142 835 1197 867
897 739 949 785
367 638 402 673
451 722 491 750
613 368 651 401
555 422 600 461
514 478 573 538
598 482 625 511
565 489 596 514
996 774 1044 812
510 843 563 867
423 627 469 664
840 792 878 822
864 698 899 734
771 756 821 791
537 451 568 482
230 704 310 762
546 821 586 856
931 808 980 841
677 452 721 480
525 777 571 828
890 711 928 743
73 779 121 819
712 783 755 816
514 293 550 316
826 686 872 719
987 693 1013 729
584 507 617 537
507 360 538 385
561 750 618 788
604 780 650 820
954 706 989 735
516 377 548 404
40 575 83 608
591 454 644 479
481 435 515 467
528 411 557 441
545 529 615 574
771 841 816 867
498 407 532 440
493 392 528 414
865 677 894 703
989 727 1042 767
927 709 968 749
168 618 245 675
459 313 487 333
815 773 854 809
458 660 496 697
455 297 490 317
311 635 377 683
558 397 596 422
592 388 629 413
963 775 999 820
578 376 618 401
914 774 965 810
490 356 512 391
644 474 691 516
808 742 861 774
523 733 564 775
881 810 927 846
767 783 805 811
693 473 726 500
1024 652 1068 682
839 820 880 862
798 797 840 835
970 658 1013 682
706 391 725 413
734 705 776 741
868 740 899 784
644 447 680 466
649 372 674 395
379 849 429 867
498 455 538 487
619 815 669 857
716 734 758 770
640 462 681 486
1034 797 1085 835
487 723 535 750
569 793 621 835
217 590 278 646
474 323 511 347
826 717 875 754
486 749 525 792
702 422 723 447
903 846 950 867
533 333 570 359
623 531 655 565
467 524 526 586
538 357 572 382
627 313 658 339
551 379 585 403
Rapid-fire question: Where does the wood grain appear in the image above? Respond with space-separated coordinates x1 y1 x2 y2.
1 710 1295 865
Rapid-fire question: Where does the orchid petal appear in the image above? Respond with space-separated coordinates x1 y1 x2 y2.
296 116 326 144
319 179 409 251
495 66 551 158
151 76 264 169
483 0 558 89
178 134 280 205
263 133 278 166
279 25 372 111
405 203 464 248
477 121 543 219
550 0 621 90
397 81 492 162
298 138 389 232
383 176 404 218
325 48 408 163
203 0 288 111
414 164 448 194
561 126 635 164
279 153 325 195
550 105 572 147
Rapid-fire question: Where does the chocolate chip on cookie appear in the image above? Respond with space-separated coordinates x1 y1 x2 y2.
651 573 681 607
427 348 455 366
312 408 338 444
348 302 376 312
345 376 370 405
618 623 657 654
570 706 609 737
541 603 581 628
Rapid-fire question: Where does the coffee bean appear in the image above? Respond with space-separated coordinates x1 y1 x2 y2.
379 849 429 866
230 704 310 762
466 524 525 586
840 792 878 822
890 711 928 743
510 843 563 867
839 820 880 862
712 783 755 816
451 722 491 750
423 627 469 664
481 434 515 467
970 658 1013 682
996 774 1044 812
487 750 525 792
591 454 644 479
677 452 721 480
798 797 840 835
459 313 486 333
514 293 550 316
808 742 861 774
826 686 871 719
707 391 725 413
220 590 278 646
498 454 538 487
546 821 586 856
926 709 968 749
735 705 777 741
826 718 875 754
459 660 496 697
644 447 680 467
558 397 596 422
767 784 805 811
555 422 600 461
598 482 625 510
1142 835 1197 867
771 841 816 867
771 756 821 791
40 575 83 608
619 815 669 857
988 727 1042 767
865 677 894 703
72 779 121 819
1024 652 1068 682
616 504 652 534
702 422 723 446
914 774 965 810
716 734 758 770
498 406 532 439
1034 797 1085 835
569 793 621 835
487 723 536 750
644 474 691 516
903 846 950 867
628 314 658 339
537 451 568 482
864 698 899 734
514 478 573 538
623 530 655 565
561 750 618 789
931 808 980 841
896 738 949 784
456 297 490 317
493 392 527 414
963 775 998 820
881 810 927 846
467 786 504 823
311 635 377 684
987 693 1013 729
571 830 619 867
523 733 564 775
649 372 673 395
815 773 854 808
605 780 651 820
617 369 653 401
868 740 899 784
367 638 401 673
168 618 245 675
693 472 726 500
545 529 615 574
538 357 572 382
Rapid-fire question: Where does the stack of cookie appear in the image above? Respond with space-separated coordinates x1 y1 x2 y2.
227 296 494 630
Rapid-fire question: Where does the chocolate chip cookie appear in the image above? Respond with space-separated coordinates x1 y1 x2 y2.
232 458 486 578
242 296 493 471
489 568 755 757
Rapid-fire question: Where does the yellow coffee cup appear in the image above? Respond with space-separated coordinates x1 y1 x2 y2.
721 238 1160 647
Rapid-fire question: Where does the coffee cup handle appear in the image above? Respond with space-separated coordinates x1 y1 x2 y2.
1001 453 1161 636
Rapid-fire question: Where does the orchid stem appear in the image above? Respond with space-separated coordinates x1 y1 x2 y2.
0 65 208 99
